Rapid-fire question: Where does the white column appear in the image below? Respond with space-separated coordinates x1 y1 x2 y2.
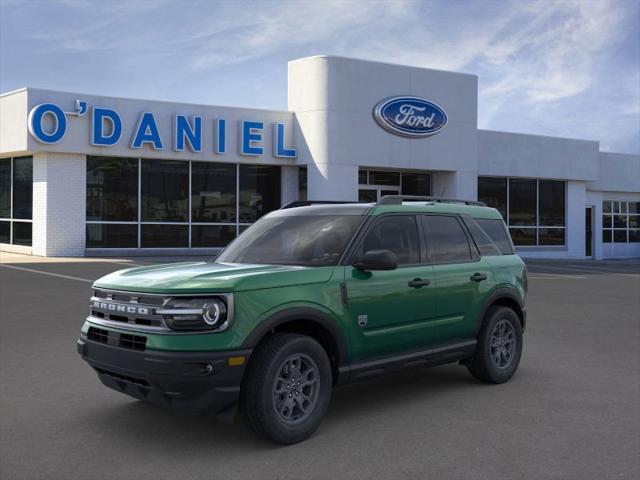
566 180 586 258
32 152 86 257
431 170 478 200
308 163 358 202
280 165 299 206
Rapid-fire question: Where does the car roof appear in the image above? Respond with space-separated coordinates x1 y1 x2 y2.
269 201 504 220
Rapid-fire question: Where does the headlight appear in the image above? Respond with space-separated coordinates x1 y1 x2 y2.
157 297 230 332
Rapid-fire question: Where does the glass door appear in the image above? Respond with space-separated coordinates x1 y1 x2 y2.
358 186 399 202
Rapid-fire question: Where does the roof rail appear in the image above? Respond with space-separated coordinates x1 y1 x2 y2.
280 200 357 209
377 195 487 207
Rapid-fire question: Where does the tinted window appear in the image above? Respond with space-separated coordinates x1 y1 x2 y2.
12 156 32 219
402 173 430 196
463 217 502 256
218 215 362 266
191 162 236 222
509 227 536 246
86 156 138 221
239 165 281 223
509 179 536 226
359 215 420 265
424 216 472 263
12 222 32 246
0 159 10 218
141 160 188 222
141 224 188 248
298 167 307 201
0 220 9 243
478 177 507 220
86 223 138 248
368 171 400 186
539 180 565 226
191 225 236 248
476 218 514 254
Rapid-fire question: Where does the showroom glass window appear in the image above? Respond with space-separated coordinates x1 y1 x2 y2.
86 156 282 249
478 176 566 246
0 156 33 246
602 200 640 245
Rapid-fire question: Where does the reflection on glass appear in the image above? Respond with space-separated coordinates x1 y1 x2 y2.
539 180 565 226
539 228 565 246
191 225 236 248
13 156 33 219
298 167 307 201
0 159 10 218
0 220 9 243
603 229 612 243
508 179 536 226
12 222 32 246
141 224 188 248
402 173 430 196
509 227 536 246
191 162 236 222
613 230 627 243
358 189 376 203
368 171 400 186
142 160 188 222
239 165 280 223
86 156 138 221
86 224 138 248
478 177 507 220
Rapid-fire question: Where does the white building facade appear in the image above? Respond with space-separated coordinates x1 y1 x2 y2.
1 56 638 258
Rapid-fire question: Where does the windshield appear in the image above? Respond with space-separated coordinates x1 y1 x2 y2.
216 215 364 266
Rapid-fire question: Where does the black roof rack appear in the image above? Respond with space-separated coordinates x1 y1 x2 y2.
377 195 487 207
281 200 358 209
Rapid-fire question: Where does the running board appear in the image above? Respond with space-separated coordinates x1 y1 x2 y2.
337 339 477 385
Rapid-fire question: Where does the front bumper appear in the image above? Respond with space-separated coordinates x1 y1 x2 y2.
77 335 251 421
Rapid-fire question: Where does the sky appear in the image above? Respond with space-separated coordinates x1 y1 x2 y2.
1 0 639 154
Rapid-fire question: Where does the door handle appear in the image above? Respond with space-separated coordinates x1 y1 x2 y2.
470 272 487 282
408 278 430 288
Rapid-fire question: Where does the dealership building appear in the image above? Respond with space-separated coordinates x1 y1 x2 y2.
1 55 638 259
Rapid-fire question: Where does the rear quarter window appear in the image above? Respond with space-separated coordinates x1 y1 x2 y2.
474 218 515 255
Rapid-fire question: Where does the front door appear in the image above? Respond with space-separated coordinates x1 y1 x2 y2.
345 215 437 361
585 207 593 257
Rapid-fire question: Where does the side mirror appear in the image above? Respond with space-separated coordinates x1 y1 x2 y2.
353 249 398 271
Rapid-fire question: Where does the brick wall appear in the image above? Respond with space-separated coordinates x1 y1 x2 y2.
32 152 86 256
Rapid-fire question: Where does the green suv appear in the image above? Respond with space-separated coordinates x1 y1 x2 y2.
78 196 527 444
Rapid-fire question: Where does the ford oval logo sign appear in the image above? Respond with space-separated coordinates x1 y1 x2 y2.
373 96 447 138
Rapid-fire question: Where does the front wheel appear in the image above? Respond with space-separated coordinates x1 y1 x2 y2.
468 306 523 384
240 333 332 444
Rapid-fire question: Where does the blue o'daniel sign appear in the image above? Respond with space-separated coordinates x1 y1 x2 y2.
373 96 447 138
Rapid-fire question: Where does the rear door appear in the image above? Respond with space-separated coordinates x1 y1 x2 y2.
421 215 493 343
345 214 437 361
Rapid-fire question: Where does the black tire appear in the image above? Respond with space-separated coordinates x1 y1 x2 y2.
240 333 332 444
468 306 523 384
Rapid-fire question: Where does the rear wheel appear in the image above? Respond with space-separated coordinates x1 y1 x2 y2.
468 306 523 384
240 333 332 444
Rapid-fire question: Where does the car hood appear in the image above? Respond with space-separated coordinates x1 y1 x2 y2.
93 261 335 294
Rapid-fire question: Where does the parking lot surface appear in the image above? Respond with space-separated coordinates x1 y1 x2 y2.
1 253 639 480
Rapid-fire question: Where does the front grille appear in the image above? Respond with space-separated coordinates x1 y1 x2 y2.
86 326 147 352
119 333 146 351
89 288 169 332
87 326 108 344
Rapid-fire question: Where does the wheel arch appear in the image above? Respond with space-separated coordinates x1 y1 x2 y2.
241 307 348 384
476 287 526 334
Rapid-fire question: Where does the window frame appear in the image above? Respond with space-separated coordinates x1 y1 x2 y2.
342 213 426 268
85 156 282 250
420 214 480 265
478 176 567 248
0 156 33 246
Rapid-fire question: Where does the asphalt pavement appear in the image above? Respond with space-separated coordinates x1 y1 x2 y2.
1 253 639 480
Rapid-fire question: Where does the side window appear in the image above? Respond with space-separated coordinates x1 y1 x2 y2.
476 218 514 254
462 216 502 256
423 215 472 263
359 215 420 265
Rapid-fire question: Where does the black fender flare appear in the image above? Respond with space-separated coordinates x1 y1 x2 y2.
241 307 349 366
475 287 526 334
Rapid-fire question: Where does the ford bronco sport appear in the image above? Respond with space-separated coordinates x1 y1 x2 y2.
78 196 527 444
